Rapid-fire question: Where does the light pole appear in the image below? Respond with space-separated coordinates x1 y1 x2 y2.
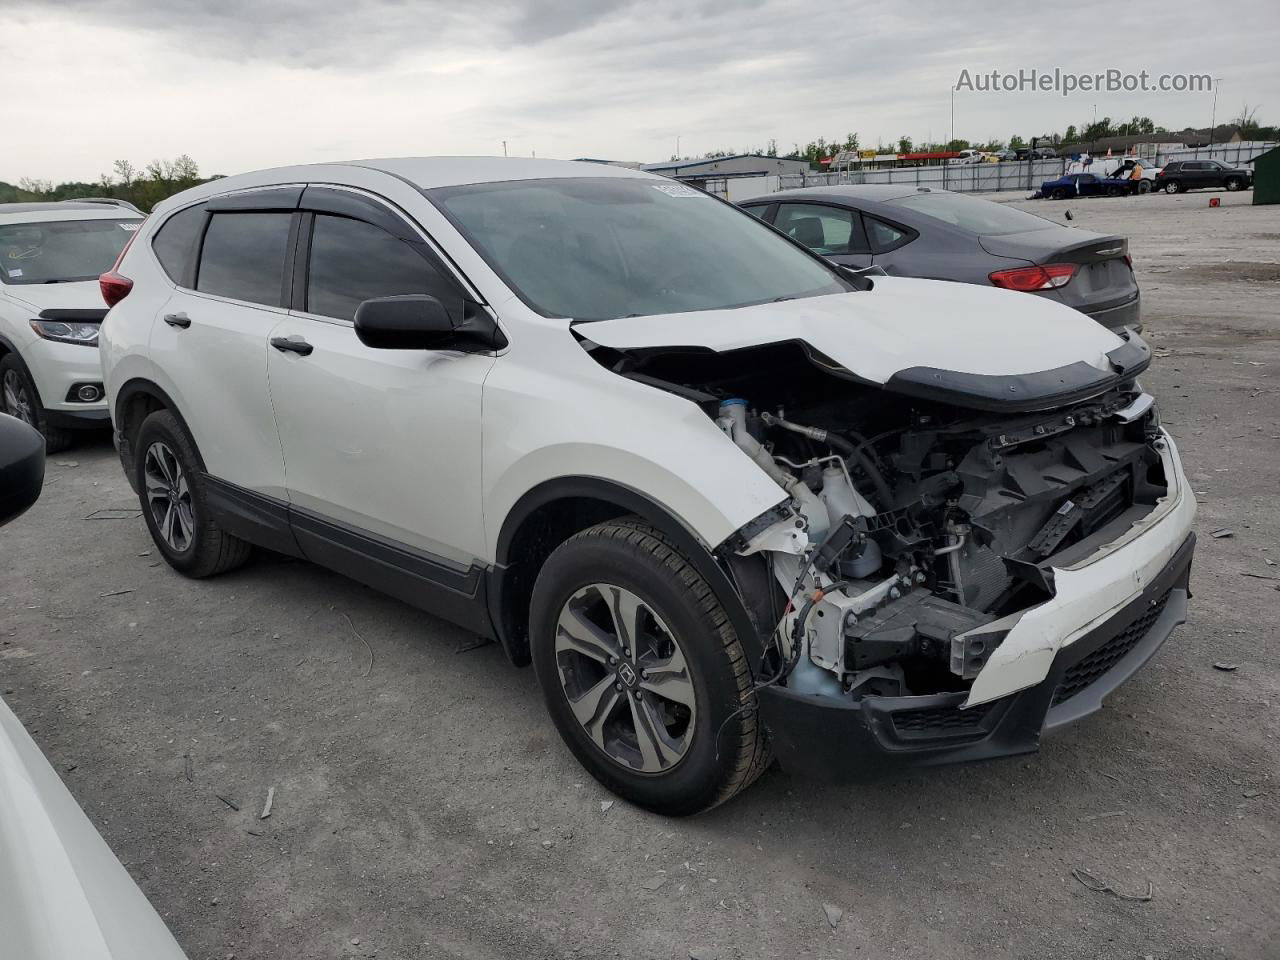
950 87 955 147
502 140 508 157
1208 77 1223 154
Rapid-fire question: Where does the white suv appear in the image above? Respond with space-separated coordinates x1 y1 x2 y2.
1 200 143 451
99 158 1196 814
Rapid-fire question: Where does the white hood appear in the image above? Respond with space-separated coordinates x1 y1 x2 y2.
3 280 108 313
581 276 1123 385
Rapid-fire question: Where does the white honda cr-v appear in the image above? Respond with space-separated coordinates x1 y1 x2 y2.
99 158 1195 814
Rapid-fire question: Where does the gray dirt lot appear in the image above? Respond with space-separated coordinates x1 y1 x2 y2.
2 189 1277 960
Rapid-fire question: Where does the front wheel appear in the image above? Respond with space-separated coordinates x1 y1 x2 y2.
1051 188 1069 200
1225 178 1243 192
530 518 770 815
0 355 72 453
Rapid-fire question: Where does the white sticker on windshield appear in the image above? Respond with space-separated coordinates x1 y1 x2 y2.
8 268 22 277
652 183 703 198
119 222 140 231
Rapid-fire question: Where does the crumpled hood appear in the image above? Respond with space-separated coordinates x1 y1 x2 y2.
581 276 1123 385
2 280 107 314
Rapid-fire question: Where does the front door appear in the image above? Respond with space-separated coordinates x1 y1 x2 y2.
265 198 495 617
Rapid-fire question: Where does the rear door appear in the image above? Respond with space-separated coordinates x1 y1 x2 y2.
1183 161 1211 188
265 187 495 617
146 190 297 499
772 202 872 268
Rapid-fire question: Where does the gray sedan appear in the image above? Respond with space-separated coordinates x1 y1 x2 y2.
740 185 1140 332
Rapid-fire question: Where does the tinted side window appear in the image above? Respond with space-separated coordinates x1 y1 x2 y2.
306 214 460 322
152 203 206 285
196 212 293 307
865 217 910 253
774 203 868 255
743 204 771 219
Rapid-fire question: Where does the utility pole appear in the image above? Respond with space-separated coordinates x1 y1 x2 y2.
502 140 508 157
1208 77 1223 153
950 87 955 146
676 134 681 158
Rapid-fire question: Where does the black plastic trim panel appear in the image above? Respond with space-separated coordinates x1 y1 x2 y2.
37 308 108 322
757 530 1194 781
206 186 304 212
200 476 494 639
884 330 1153 413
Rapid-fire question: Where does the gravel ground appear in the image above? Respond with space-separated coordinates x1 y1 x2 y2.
2 188 1277 960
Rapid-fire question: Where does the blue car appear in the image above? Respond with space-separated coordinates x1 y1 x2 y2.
1038 172 1137 200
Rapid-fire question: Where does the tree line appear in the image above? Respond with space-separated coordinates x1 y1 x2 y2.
0 155 217 211
677 104 1275 167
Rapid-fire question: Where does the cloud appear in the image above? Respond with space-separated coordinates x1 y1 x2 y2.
1 0 1277 181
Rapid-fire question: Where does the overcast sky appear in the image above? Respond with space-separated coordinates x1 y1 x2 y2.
3 0 1277 183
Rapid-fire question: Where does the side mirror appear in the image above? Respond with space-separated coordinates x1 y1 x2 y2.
0 414 46 528
354 295 505 352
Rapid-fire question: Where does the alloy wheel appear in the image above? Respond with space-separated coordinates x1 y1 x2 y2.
554 582 697 774
143 441 196 552
2 370 35 427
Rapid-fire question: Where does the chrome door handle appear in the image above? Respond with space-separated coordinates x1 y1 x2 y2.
163 312 191 329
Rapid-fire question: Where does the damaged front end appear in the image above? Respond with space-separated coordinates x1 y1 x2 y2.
583 330 1195 777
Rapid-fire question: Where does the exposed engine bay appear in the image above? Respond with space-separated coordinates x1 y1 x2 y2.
588 339 1168 702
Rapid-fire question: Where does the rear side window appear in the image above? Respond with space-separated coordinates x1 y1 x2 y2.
152 204 206 285
865 217 910 253
774 203 868 255
196 212 293 306
305 214 460 322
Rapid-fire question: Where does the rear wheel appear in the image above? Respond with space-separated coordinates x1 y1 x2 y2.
0 355 71 454
1138 180 1152 194
530 517 770 815
133 409 251 577
1164 180 1181 194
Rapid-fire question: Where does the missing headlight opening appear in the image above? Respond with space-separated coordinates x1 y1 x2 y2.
593 339 1167 703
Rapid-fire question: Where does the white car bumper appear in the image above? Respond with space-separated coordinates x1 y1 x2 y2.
965 430 1195 707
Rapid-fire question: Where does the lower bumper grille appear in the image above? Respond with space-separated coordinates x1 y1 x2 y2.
892 700 993 736
1053 588 1171 706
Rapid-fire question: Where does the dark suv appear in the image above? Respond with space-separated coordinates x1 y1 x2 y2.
1154 160 1252 194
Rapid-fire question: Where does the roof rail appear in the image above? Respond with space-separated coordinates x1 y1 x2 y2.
61 197 144 215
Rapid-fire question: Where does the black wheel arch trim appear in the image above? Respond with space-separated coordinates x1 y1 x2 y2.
113 379 208 486
490 476 770 669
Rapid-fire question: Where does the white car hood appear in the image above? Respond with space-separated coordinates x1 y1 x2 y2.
2 280 108 313
0 697 188 960
581 276 1123 385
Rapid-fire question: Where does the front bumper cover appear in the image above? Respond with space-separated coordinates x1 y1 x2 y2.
758 530 1194 781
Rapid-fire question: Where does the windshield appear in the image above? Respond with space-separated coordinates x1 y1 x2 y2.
0 218 140 285
889 192 1057 236
431 178 848 321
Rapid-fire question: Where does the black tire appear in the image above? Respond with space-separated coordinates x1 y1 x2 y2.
1225 177 1242 192
1106 186 1122 197
133 409 251 577
530 517 770 815
1138 180 1152 194
0 354 72 454
1051 188 1069 200
1164 180 1181 194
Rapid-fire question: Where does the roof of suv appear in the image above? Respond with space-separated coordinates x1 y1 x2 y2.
0 201 144 225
